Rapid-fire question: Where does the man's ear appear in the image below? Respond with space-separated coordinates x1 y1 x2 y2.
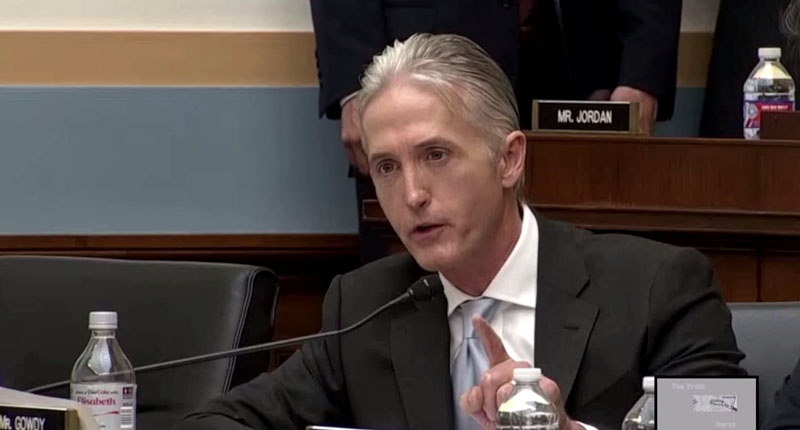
499 131 526 189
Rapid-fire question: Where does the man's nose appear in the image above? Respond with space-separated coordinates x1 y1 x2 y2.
403 168 431 210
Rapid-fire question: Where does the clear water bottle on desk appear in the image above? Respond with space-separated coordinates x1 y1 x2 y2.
743 47 796 139
70 311 137 430
621 376 655 430
496 367 559 430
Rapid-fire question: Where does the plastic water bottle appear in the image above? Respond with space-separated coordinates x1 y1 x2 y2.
621 376 655 430
743 47 796 139
70 311 137 430
496 368 559 430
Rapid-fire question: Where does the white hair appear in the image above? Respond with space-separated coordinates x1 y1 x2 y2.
783 0 800 55
357 33 520 158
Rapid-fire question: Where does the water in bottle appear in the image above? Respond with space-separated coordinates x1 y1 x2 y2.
621 376 655 430
70 311 137 430
496 368 559 430
743 47 796 139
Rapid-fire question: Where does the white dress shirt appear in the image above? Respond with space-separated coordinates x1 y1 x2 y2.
440 205 597 430
441 204 538 366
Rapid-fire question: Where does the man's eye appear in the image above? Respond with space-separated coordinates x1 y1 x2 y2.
377 162 396 174
427 149 447 161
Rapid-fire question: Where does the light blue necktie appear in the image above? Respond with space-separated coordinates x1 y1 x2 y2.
452 298 499 430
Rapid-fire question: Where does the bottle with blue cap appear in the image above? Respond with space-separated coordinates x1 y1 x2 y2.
496 367 559 430
70 311 137 430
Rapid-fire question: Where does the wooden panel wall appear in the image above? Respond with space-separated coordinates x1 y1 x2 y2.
527 134 800 302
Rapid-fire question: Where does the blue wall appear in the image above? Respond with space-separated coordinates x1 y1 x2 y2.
654 87 706 137
0 86 355 234
0 86 704 234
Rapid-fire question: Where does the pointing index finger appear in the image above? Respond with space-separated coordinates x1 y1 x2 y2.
473 315 511 366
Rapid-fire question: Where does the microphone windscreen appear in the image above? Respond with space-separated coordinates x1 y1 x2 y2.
407 274 443 302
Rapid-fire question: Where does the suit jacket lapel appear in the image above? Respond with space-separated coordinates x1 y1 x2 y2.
534 213 599 402
391 291 453 430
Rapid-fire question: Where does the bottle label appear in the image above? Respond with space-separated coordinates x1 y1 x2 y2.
70 383 136 430
744 100 794 138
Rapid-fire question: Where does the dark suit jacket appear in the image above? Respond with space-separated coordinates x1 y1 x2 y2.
310 0 682 124
763 358 800 430
175 215 745 430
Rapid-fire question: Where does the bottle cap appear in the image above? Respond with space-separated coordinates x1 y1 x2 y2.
513 367 542 382
759 47 782 60
89 311 118 330
643 376 655 393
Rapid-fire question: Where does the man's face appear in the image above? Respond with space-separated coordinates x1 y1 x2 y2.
360 82 511 272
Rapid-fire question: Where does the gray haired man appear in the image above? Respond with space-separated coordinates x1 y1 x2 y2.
175 34 745 430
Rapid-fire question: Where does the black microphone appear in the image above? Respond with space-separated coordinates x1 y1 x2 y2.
27 274 443 394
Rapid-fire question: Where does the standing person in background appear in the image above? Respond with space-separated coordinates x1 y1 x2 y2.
700 0 800 138
309 0 682 263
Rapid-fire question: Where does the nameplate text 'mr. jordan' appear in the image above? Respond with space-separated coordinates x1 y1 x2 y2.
532 100 639 134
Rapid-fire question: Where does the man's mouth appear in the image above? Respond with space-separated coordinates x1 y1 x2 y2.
411 223 444 237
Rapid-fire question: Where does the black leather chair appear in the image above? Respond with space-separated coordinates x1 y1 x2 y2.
728 301 800 425
0 255 279 430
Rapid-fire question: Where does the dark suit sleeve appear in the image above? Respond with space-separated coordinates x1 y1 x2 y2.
172 275 352 430
763 358 800 430
310 0 388 119
614 0 682 120
645 248 747 376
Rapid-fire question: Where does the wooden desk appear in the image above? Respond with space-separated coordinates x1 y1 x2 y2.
364 133 800 302
762 111 800 140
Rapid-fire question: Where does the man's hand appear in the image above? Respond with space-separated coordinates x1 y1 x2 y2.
340 97 369 176
610 86 658 136
588 89 612 101
459 316 583 430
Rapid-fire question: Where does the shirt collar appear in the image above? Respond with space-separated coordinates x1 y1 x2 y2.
441 204 539 316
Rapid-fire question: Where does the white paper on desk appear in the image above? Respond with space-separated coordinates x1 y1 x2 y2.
0 386 100 430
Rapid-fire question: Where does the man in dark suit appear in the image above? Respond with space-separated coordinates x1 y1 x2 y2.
175 33 744 430
763 357 800 430
310 0 682 263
